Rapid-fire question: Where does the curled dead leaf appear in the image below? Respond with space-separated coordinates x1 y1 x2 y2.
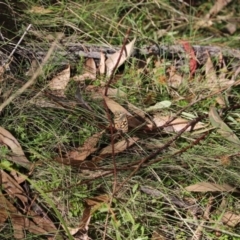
152 114 205 132
0 126 31 169
209 107 240 145
49 65 70 96
73 58 96 82
105 38 136 76
221 211 240 227
1 170 28 208
93 137 139 162
185 182 238 193
67 131 103 163
104 96 132 116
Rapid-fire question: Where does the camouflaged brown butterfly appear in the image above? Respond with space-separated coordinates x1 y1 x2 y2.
113 111 128 133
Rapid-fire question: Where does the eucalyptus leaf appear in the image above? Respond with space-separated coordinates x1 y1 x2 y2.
209 107 240 145
145 100 172 112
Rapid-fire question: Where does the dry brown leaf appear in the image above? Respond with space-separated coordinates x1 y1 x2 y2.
151 230 166 240
0 194 28 239
29 30 63 42
30 97 65 109
0 126 31 169
215 94 226 107
105 38 136 76
0 65 5 81
69 195 110 238
226 22 237 34
29 209 58 234
104 96 132 116
0 61 9 82
86 86 126 99
205 55 234 90
103 88 126 99
25 218 49 236
127 102 150 129
0 193 10 225
221 211 240 227
0 194 48 239
68 205 91 238
0 193 26 238
67 131 103 163
85 194 110 213
10 211 50 238
127 102 146 119
10 214 25 239
1 170 28 208
208 0 232 17
73 58 96 82
49 65 70 96
28 6 53 14
10 170 27 184
209 107 240 145
205 55 217 83
152 114 205 132
167 66 183 89
185 182 238 192
78 205 91 230
93 137 139 162
99 52 105 74
196 0 232 28
26 60 40 77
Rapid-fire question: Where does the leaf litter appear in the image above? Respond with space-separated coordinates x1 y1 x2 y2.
0 171 60 239
1 13 240 238
0 127 32 169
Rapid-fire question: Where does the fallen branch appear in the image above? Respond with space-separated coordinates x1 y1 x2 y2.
1 41 240 70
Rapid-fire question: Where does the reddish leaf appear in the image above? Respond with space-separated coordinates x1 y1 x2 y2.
180 40 197 78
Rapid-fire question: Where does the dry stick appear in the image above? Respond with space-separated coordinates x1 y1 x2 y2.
0 33 63 113
102 100 117 189
191 196 214 240
104 28 131 96
103 29 131 190
102 28 131 240
5 24 32 65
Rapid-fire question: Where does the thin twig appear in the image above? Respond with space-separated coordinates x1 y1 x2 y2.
0 33 63 113
102 28 131 240
5 24 32 65
104 28 131 96
191 196 214 240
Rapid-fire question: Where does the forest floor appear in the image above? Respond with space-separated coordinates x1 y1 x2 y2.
0 0 240 239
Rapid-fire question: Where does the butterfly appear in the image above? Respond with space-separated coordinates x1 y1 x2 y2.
113 111 128 133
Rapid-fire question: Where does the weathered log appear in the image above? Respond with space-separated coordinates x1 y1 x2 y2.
1 41 240 71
